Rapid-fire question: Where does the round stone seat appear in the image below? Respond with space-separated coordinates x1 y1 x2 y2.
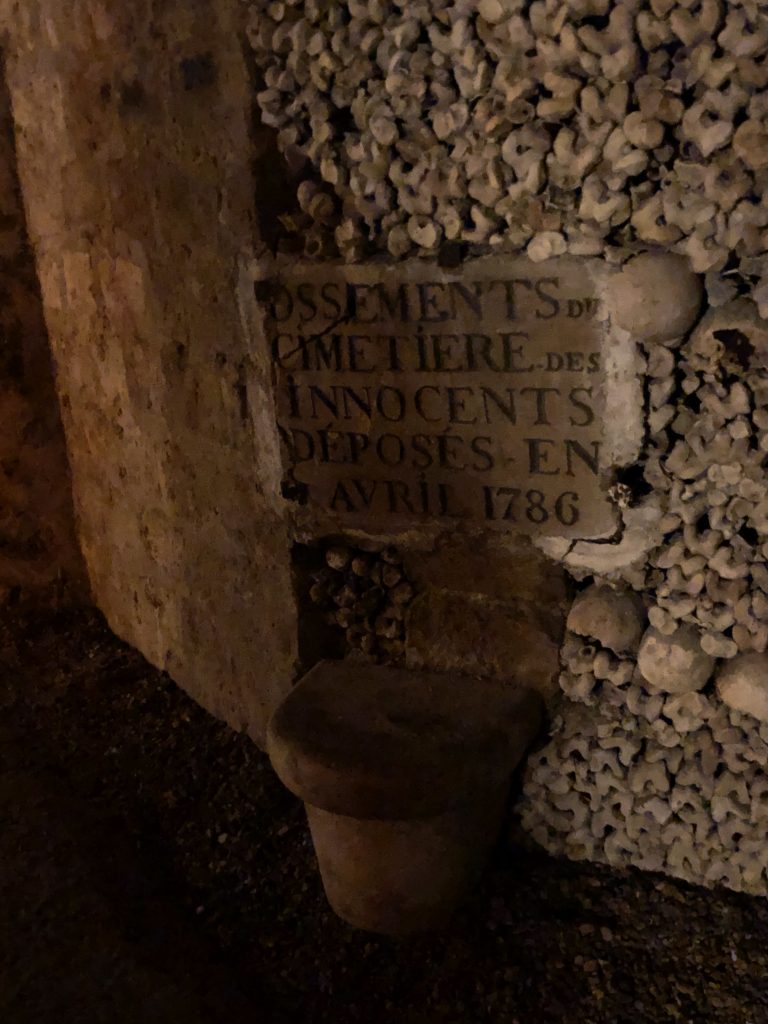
267 660 543 933
268 659 542 819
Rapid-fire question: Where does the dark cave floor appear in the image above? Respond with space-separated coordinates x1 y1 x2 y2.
1 605 767 1024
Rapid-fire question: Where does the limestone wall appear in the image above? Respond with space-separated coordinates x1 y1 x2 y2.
2 0 297 742
0 62 84 603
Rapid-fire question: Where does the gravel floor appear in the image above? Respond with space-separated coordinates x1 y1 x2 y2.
2 605 768 1024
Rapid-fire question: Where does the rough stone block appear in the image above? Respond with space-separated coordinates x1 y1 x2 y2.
268 660 542 933
405 587 563 704
268 659 543 820
4 0 298 742
407 535 569 608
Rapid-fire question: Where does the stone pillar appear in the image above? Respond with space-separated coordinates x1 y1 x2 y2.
2 0 297 742
0 59 85 601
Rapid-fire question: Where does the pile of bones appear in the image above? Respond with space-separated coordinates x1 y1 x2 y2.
247 0 768 893
521 263 768 896
249 0 768 309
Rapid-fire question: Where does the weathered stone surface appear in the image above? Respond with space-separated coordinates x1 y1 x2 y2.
405 587 563 703
270 257 620 538
406 535 569 607
268 659 542 819
0 73 85 602
604 253 703 343
559 498 664 578
4 0 297 742
637 625 715 695
306 798 507 934
717 654 768 723
567 584 646 655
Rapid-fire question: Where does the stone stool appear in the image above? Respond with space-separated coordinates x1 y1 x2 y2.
267 660 542 934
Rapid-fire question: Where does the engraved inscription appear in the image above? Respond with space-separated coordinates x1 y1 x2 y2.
265 258 614 536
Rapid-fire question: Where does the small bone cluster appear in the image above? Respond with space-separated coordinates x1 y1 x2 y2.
526 272 768 892
309 542 414 662
638 297 768 659
247 0 768 298
520 699 768 894
520 582 768 894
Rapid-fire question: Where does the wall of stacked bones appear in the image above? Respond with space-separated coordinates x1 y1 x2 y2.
248 0 768 894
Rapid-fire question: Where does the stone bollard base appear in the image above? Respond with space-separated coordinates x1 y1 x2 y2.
306 790 508 935
267 660 543 933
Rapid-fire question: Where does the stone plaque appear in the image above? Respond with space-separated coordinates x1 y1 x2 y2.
266 257 614 536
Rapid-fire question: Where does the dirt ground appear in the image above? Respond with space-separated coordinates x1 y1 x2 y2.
1 605 768 1024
